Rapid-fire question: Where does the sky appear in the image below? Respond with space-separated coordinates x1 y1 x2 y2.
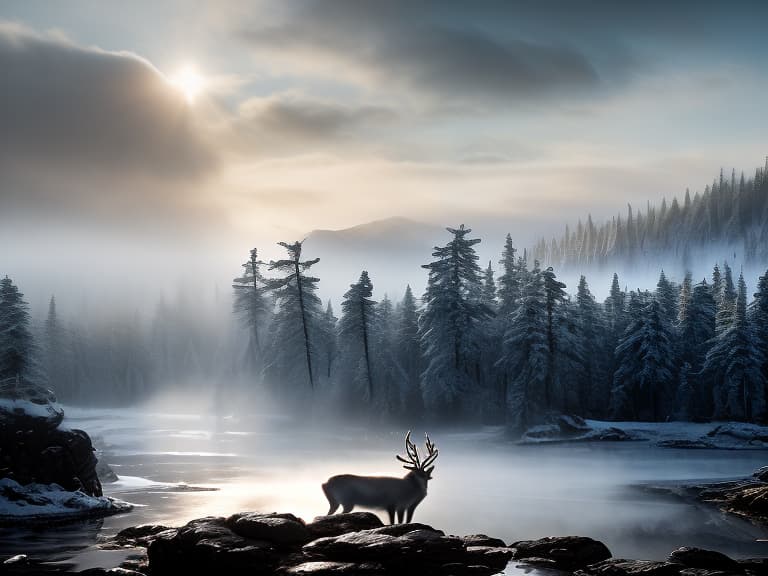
1 0 767 311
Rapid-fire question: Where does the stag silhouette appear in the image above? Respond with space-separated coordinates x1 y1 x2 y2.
321 431 438 524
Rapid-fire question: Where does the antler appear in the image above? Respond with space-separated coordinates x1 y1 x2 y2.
421 433 438 469
396 431 438 471
396 430 421 470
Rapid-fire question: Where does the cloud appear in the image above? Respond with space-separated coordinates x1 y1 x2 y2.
0 22 220 234
229 93 397 157
238 1 626 108
0 22 215 177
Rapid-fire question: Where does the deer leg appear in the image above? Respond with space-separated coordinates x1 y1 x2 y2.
322 484 339 515
387 507 396 525
406 504 417 523
342 503 354 513
396 509 404 523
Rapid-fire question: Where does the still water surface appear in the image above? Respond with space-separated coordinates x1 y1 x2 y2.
2 407 767 572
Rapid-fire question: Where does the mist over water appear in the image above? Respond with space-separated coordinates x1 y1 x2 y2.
4 400 765 570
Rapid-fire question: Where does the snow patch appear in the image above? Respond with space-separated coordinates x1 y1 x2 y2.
0 478 132 524
521 419 768 449
0 397 63 420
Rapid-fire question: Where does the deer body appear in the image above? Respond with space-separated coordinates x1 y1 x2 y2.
322 431 437 524
322 471 428 524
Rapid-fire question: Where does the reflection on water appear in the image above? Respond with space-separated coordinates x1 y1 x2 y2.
2 407 767 571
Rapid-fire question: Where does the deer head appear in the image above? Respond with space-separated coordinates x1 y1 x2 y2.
396 431 438 480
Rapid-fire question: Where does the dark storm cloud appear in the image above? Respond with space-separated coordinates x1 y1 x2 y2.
0 23 214 177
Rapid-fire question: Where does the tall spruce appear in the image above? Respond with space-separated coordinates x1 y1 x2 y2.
338 271 376 402
541 266 567 411
481 261 497 308
265 241 322 394
497 262 547 434
611 297 676 421
43 296 73 399
752 271 768 388
397 285 423 420
574 276 607 417
497 234 521 315
703 274 765 421
0 277 37 383
419 225 489 418
233 248 270 372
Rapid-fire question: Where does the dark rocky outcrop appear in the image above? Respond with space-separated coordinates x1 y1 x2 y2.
681 467 768 526
510 535 612 570
667 547 743 572
0 380 101 496
131 513 513 576
575 558 689 575
306 512 384 538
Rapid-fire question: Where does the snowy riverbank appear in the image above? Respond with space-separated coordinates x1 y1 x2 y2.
521 418 768 449
0 478 132 525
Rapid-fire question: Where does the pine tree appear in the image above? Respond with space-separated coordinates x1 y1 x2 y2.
481 261 497 308
574 276 607 417
0 276 37 383
419 225 490 419
264 241 322 396
611 298 676 421
715 262 738 335
752 271 768 390
233 248 271 372
605 273 626 339
373 294 405 416
541 266 567 411
497 234 521 315
397 285 423 420
318 300 338 381
338 271 376 403
703 274 765 421
44 296 74 400
656 270 678 321
497 262 547 434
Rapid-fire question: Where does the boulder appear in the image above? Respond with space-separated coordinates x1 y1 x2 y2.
510 535 612 570
667 547 742 572
302 525 505 575
281 561 386 575
592 427 633 441
114 523 174 546
307 513 384 538
576 559 685 575
0 380 102 497
461 534 506 548
147 516 279 576
754 467 768 483
0 378 64 431
727 485 768 518
227 512 311 546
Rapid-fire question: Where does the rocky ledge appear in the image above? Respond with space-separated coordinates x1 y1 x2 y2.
48 512 758 576
0 378 128 524
681 466 768 526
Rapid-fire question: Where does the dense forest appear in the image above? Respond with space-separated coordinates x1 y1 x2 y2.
531 161 768 269
2 222 768 432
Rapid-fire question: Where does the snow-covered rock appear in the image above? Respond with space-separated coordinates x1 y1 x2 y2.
0 478 132 524
521 418 768 449
0 378 64 430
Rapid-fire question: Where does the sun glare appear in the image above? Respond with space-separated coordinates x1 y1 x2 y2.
170 65 204 104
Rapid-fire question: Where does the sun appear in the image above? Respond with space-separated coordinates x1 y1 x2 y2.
170 65 205 104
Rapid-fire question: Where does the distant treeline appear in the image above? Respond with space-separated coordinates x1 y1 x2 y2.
3 225 768 431
531 161 768 269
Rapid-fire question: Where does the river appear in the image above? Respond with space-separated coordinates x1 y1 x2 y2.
2 407 767 573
